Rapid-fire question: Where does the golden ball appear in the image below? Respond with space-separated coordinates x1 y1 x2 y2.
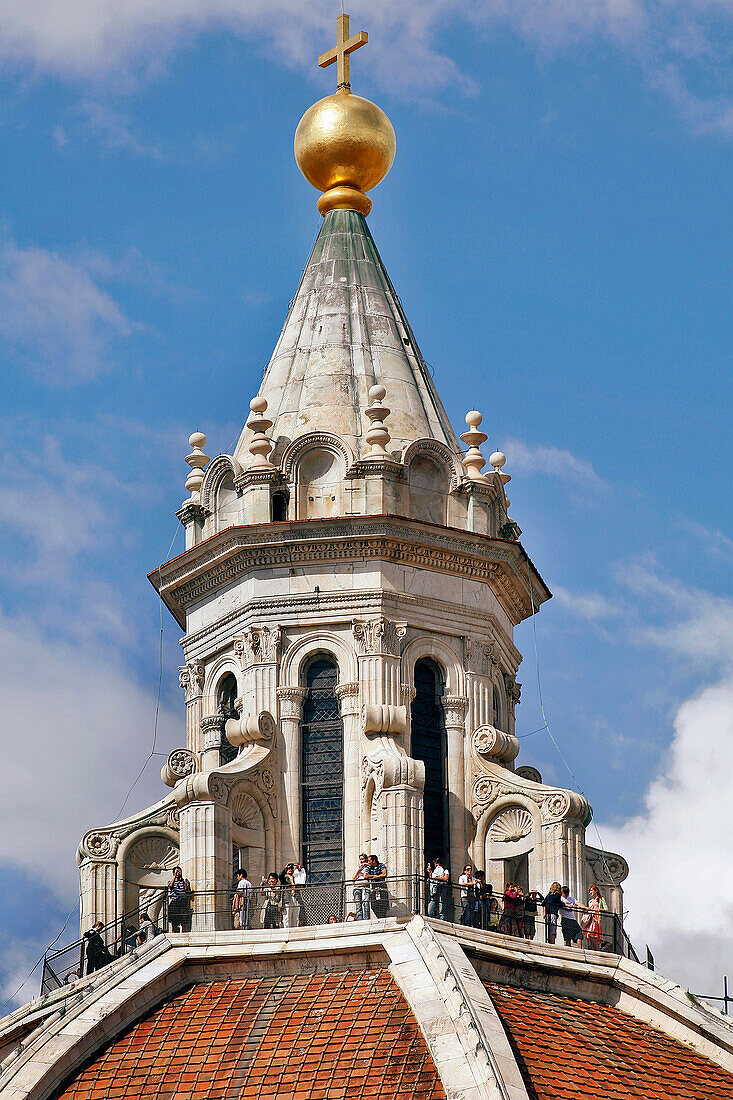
294 90 396 195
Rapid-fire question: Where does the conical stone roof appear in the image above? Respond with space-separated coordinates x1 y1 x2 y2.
235 209 460 463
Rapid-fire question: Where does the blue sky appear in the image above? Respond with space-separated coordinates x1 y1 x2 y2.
1 1 732 1008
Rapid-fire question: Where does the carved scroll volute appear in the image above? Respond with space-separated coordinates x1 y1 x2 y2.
225 710 276 747
179 662 205 701
362 703 407 737
472 724 519 766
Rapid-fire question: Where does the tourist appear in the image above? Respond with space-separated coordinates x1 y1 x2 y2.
167 866 192 933
293 861 307 885
352 852 370 920
328 914 338 924
365 854 388 918
459 865 475 926
472 871 492 929
345 912 357 922
523 891 544 941
279 864 300 928
499 883 524 937
427 857 450 920
80 922 112 975
261 873 283 929
138 911 157 943
232 868 253 930
123 923 138 952
544 882 564 943
583 884 608 950
560 886 583 947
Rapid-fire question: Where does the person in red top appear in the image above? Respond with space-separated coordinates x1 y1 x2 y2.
499 882 524 937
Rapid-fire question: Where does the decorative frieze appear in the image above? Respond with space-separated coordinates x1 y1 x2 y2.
352 617 407 656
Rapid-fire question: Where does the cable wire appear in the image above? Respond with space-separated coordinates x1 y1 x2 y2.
525 559 618 887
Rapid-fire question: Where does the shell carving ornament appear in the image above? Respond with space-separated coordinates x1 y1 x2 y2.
127 837 179 870
488 807 534 843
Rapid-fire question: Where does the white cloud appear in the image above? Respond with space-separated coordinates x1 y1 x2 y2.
501 437 607 489
0 0 727 131
602 676 733 993
552 584 621 621
0 240 135 383
75 100 163 159
0 609 179 898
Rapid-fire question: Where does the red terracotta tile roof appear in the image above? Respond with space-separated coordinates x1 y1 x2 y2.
54 969 445 1100
485 981 733 1100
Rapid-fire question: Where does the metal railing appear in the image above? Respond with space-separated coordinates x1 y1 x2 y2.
40 878 637 994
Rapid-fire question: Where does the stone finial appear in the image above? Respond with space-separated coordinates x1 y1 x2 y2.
490 450 511 485
364 384 392 457
460 410 488 482
247 396 275 468
184 432 209 500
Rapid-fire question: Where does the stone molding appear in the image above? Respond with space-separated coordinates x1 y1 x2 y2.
351 617 407 656
78 800 180 864
154 516 549 628
470 762 591 827
175 501 210 527
280 432 355 480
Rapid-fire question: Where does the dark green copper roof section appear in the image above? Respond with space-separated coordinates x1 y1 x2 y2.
236 209 461 461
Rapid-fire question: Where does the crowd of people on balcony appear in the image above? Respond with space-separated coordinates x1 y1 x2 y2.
70 855 614 984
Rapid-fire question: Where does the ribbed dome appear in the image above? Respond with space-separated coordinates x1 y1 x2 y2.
234 209 460 464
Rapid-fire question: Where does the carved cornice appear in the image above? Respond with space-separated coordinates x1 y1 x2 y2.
152 516 551 629
352 617 407 656
179 661 205 701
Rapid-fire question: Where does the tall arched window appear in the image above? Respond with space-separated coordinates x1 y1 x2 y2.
411 659 449 865
217 673 239 765
301 657 343 882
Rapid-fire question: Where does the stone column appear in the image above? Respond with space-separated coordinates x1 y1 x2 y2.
179 662 205 753
336 681 361 876
176 775 232 931
442 695 469 881
277 686 305 863
200 714 225 773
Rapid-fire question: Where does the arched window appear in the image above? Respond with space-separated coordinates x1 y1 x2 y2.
492 683 503 731
271 490 288 522
411 659 449 865
217 673 239 765
301 657 343 882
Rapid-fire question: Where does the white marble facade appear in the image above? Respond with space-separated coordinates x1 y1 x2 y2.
77 210 628 931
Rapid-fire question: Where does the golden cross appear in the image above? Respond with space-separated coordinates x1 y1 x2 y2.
318 13 368 90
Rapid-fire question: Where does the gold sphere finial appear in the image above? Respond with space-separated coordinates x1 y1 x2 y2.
294 14 396 217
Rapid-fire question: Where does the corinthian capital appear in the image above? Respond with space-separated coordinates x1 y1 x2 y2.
234 625 281 666
351 617 407 656
179 662 205 701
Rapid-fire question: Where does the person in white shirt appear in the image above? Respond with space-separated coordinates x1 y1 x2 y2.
232 869 253 930
560 885 583 947
293 862 307 885
428 857 450 920
458 865 475 926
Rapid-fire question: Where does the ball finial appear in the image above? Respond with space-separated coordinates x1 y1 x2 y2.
489 451 506 470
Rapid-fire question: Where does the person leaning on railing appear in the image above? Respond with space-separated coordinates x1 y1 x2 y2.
365 854 388 918
352 853 370 920
544 881 564 943
167 866 193 933
261 872 283 929
80 921 112 976
427 857 450 921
